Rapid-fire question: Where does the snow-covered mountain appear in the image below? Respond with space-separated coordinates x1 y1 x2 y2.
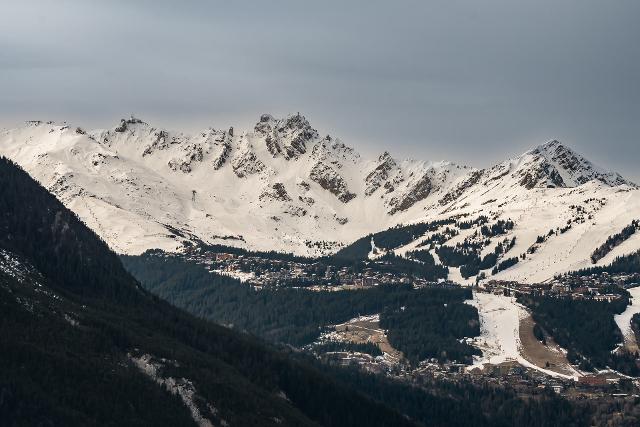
1 114 638 282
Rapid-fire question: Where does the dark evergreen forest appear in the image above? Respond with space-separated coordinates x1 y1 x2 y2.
122 254 478 362
518 294 639 375
1 156 633 426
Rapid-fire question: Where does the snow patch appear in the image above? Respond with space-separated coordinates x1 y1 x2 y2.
129 353 223 427
615 287 640 350
467 292 579 380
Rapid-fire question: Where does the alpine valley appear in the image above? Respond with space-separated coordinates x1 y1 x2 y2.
3 115 640 427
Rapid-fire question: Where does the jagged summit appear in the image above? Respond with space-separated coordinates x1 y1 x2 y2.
518 139 634 189
0 115 637 273
254 112 318 160
114 115 148 131
534 139 564 151
13 117 631 190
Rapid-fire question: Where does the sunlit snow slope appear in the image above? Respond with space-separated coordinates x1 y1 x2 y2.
1 115 638 282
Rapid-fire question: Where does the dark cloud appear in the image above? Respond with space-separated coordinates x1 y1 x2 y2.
1 0 638 180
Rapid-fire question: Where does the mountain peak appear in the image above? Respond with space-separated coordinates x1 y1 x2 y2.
114 115 149 132
531 139 575 158
517 140 634 188
537 139 563 149
254 112 318 160
258 113 275 123
378 151 393 162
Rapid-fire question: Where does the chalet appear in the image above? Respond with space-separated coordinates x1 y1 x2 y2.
592 294 620 302
216 254 234 261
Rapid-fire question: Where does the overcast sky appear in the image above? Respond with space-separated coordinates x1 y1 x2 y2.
1 0 638 180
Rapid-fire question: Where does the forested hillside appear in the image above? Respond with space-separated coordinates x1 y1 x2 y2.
0 157 420 427
0 156 615 426
576 250 640 275
122 253 479 361
333 220 456 262
380 290 481 364
122 253 592 426
518 294 638 375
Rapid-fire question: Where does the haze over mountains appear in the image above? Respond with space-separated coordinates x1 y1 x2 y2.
1 114 638 282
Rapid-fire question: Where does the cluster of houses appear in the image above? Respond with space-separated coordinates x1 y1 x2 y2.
413 360 638 400
480 271 639 301
335 354 638 400
179 249 431 289
174 247 639 399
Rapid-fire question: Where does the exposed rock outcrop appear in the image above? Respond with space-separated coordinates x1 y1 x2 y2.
388 173 432 214
260 183 292 202
255 113 318 160
365 152 397 196
309 162 356 203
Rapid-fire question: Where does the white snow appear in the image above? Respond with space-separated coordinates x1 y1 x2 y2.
211 269 256 283
129 353 221 427
64 313 80 327
615 287 640 350
467 292 523 366
0 118 638 283
467 292 580 380
0 249 34 283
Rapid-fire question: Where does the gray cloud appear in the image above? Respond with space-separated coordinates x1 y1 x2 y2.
1 0 638 180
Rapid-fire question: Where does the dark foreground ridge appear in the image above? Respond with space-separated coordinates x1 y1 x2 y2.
0 156 417 427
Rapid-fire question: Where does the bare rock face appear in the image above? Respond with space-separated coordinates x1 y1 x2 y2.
516 140 633 189
365 152 397 196
311 135 359 166
516 159 566 189
232 149 266 178
259 182 291 202
438 170 484 206
142 130 188 157
114 116 146 133
284 205 307 217
297 180 311 192
388 172 432 214
334 215 349 225
255 114 282 157
167 128 234 173
231 135 267 178
168 142 205 173
255 113 318 160
298 195 315 205
210 129 232 170
143 130 168 156
309 162 356 203
49 171 83 200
